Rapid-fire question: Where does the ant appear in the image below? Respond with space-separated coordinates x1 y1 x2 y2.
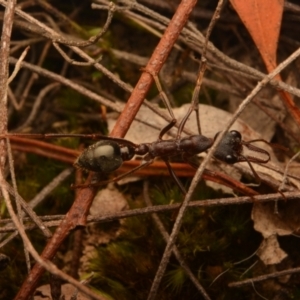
0 75 271 194
71 128 270 193
69 73 271 193
0 127 270 193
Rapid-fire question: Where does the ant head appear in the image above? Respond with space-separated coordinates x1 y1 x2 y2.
212 131 271 186
213 130 243 164
213 130 271 165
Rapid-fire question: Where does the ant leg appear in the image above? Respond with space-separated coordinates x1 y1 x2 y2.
176 61 207 138
0 133 138 149
71 159 153 189
163 159 186 194
182 153 260 195
242 141 271 164
182 153 199 169
158 119 176 140
143 70 178 140
150 73 176 121
240 155 262 186
151 74 178 140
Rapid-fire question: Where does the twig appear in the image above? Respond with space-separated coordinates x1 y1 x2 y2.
148 18 300 300
16 82 60 131
53 42 103 66
110 0 198 138
0 0 16 170
143 181 211 300
6 138 31 272
1 191 299 234
7 46 29 84
12 1 200 297
9 57 122 111
228 266 300 288
0 168 107 300
15 41 52 111
279 151 300 192
147 1 225 298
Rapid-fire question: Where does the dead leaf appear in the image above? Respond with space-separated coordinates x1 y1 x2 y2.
252 201 300 265
34 283 91 300
78 184 128 276
230 0 284 71
107 104 270 144
230 0 300 127
228 90 286 141
89 183 128 216
284 160 300 182
256 235 287 265
251 201 300 238
252 202 297 238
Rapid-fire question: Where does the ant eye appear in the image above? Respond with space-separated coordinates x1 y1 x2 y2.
214 130 241 141
229 130 241 140
225 154 237 164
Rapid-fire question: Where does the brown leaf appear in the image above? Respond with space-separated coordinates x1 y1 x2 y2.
230 0 284 72
230 0 300 138
89 184 128 216
256 235 287 265
108 104 268 144
252 201 300 265
34 284 90 300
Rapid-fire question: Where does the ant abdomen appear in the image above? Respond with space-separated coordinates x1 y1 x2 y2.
74 140 123 173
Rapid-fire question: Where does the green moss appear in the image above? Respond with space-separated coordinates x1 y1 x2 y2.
83 181 260 299
164 265 187 294
11 153 74 215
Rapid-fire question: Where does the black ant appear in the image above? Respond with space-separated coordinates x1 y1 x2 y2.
0 128 270 194
71 129 270 192
68 73 271 192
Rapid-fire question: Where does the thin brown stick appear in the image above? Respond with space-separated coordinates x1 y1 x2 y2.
0 177 107 300
0 0 16 169
110 0 198 138
147 1 225 298
143 181 212 300
0 190 298 235
228 266 300 288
